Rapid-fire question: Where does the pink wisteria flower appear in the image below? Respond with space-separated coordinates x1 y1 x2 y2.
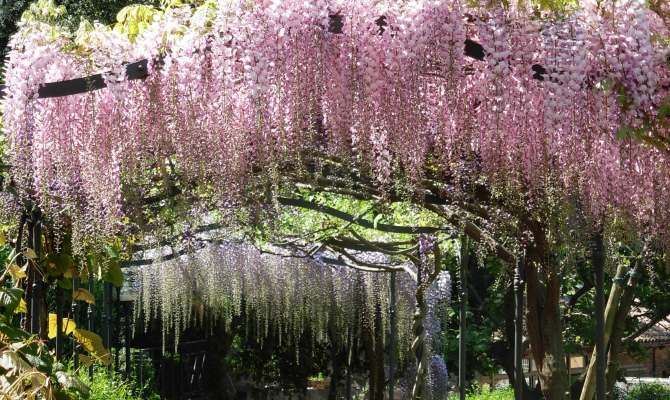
2 0 669 247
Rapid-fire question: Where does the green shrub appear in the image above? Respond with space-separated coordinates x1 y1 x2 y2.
625 383 670 400
448 386 515 400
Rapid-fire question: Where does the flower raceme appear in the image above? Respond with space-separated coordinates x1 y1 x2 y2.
2 0 670 247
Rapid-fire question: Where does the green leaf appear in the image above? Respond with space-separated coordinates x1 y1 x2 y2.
0 288 24 315
7 264 27 281
659 102 670 120
45 253 75 277
104 260 124 288
14 298 27 314
104 244 119 259
0 321 28 342
56 279 72 290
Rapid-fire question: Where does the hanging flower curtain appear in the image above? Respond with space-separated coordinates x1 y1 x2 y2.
2 0 669 247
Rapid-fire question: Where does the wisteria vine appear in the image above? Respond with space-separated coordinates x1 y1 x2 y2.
2 0 670 248
132 242 420 361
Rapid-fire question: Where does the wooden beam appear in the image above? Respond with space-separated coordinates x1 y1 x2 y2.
38 59 148 99
0 60 148 100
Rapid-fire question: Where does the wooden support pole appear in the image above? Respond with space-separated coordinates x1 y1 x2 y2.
115 287 121 373
652 347 657 377
594 232 606 400
459 237 469 400
72 277 80 369
28 208 45 338
15 213 27 330
124 302 132 379
87 277 95 379
103 282 113 352
514 255 525 400
388 271 397 400
27 216 36 334
580 260 629 400
139 350 144 388
55 286 63 360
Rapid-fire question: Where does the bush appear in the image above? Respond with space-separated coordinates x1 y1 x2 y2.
625 383 670 400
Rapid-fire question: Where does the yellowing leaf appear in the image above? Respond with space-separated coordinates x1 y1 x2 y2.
72 288 95 305
73 328 110 365
63 264 76 279
14 298 27 314
48 314 57 339
48 314 77 339
7 264 26 281
0 234 6 246
78 354 95 367
24 248 37 260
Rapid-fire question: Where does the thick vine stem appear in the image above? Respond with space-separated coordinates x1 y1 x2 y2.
411 288 429 400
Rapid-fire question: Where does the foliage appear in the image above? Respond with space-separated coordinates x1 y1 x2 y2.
624 383 670 400
0 0 31 76
448 385 515 400
0 0 159 80
0 244 89 399
70 366 159 400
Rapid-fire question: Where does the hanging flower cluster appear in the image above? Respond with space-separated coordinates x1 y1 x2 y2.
3 0 670 246
133 242 418 359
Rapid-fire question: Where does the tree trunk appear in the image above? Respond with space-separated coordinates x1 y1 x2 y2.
605 263 640 400
328 304 348 400
206 321 237 400
491 284 542 400
579 262 629 400
410 253 431 400
373 300 386 400
357 273 385 400
524 220 568 400
328 344 347 400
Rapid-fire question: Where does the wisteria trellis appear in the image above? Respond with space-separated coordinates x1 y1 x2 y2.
2 0 669 249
